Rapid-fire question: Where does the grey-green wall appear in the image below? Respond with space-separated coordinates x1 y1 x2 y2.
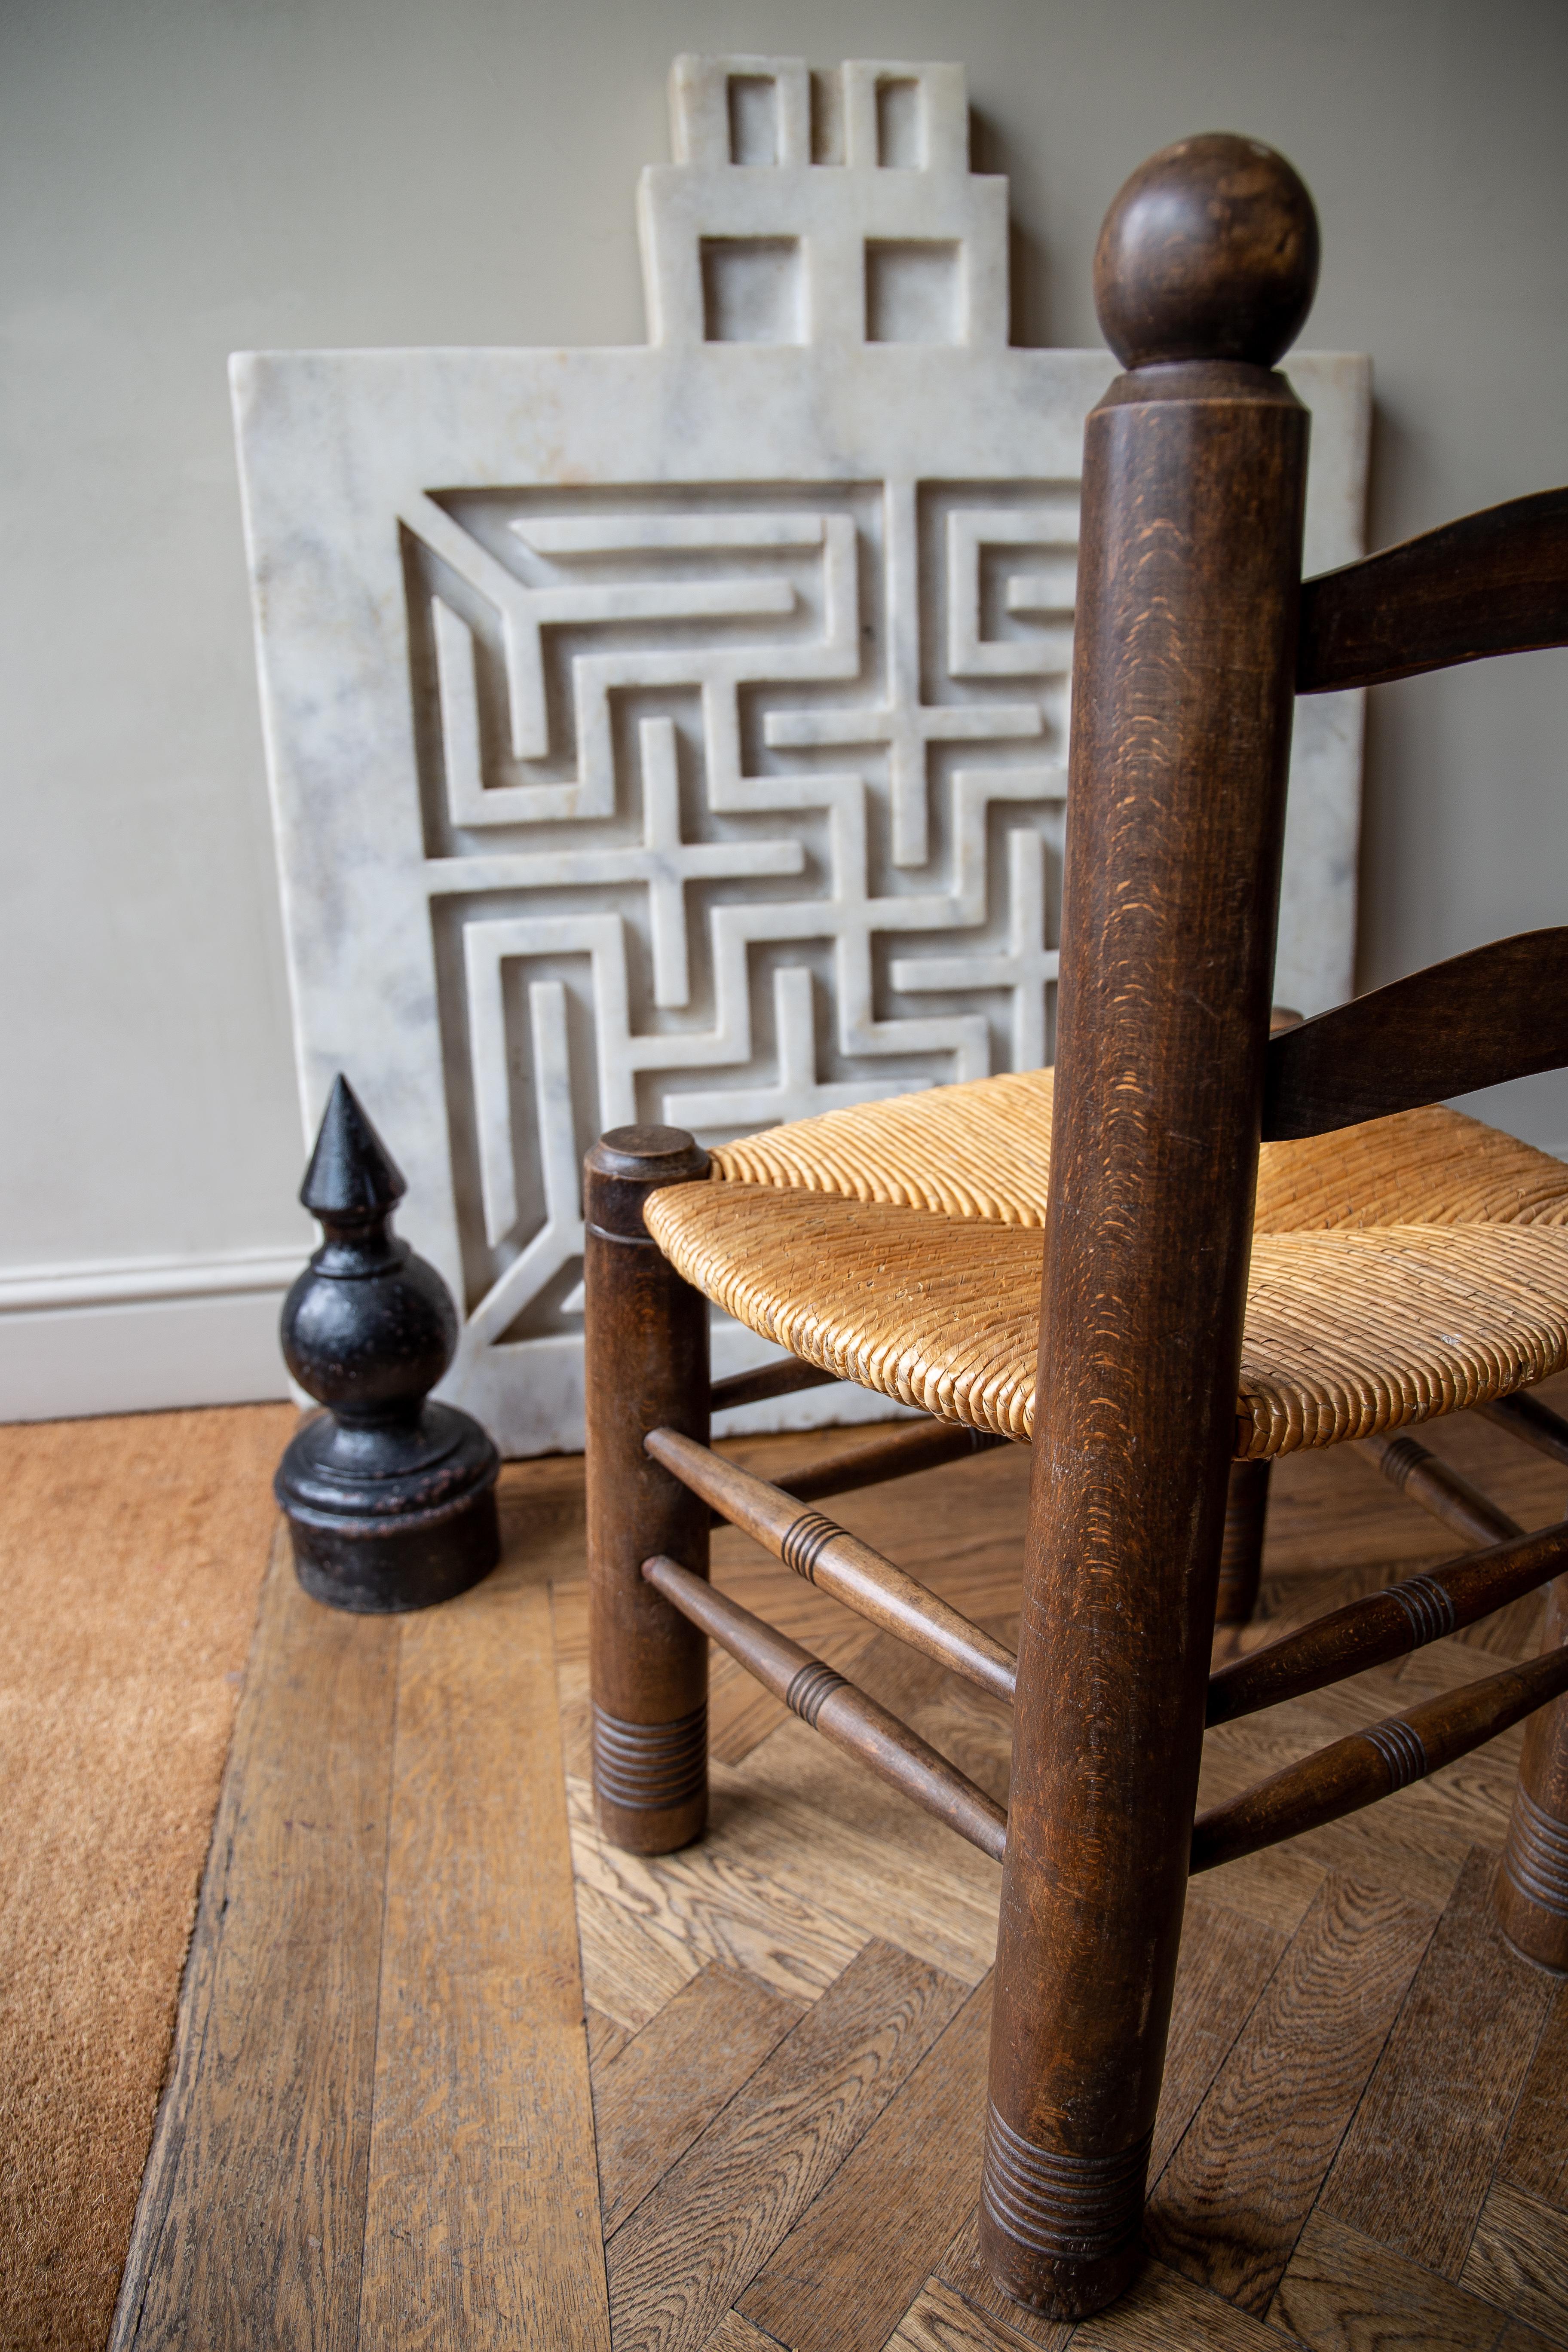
3 0 1565 1409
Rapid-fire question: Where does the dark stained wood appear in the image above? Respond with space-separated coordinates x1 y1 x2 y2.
585 1127 712 1855
1145 1874 1433 2313
1269 2209 1513 2352
603 1939 965 2351
1496 1577 1568 1969
274 1075 500 1614
1216 1461 1272 1627
710 1357 841 1414
1092 133 1318 372
1460 2179 1568 2340
1364 1430 1522 1550
1320 1848 1557 2276
356 1543 609 2349
985 132 1317 2321
1262 929 1568 1140
1500 1982 1568 2210
647 1427 1017 1701
1481 1389 1568 1474
1207 1520 1568 1725
592 1964 803 2238
643 1553 1008 1862
1193 1644 1568 1873
1297 484 1568 693
110 1534 398 2352
736 1973 995 2351
776 1418 1011 1510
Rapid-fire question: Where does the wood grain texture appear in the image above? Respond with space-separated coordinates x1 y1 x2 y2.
986 182 1314 2310
1460 2180 1568 2341
1148 1896 1286 2180
605 1940 965 2352
1320 1849 1558 2276
1066 2256 1310 2349
1268 2209 1507 2352
594 1964 803 2237
932 2213 1074 2350
1296 484 1568 693
887 2275 1050 2352
356 1547 609 2350
574 1875 704 2033
737 1972 993 2352
1147 1874 1433 2312
1193 1645 1568 1876
1262 930 1568 1139
110 1533 397 2352
569 1771 868 2005
1500 1986 1568 2211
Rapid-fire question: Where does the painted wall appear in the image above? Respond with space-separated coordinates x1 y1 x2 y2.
3 0 1565 1416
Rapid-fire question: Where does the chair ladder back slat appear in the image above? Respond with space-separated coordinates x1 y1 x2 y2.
1298 483 1568 693
1262 927 1568 1139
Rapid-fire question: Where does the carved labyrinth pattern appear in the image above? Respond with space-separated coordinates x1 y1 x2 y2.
403 479 1075 1342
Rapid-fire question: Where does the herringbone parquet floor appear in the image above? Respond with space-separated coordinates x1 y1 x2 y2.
116 1390 1568 2349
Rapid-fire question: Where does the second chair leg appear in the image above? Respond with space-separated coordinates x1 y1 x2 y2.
585 1125 713 1856
1496 1574 1568 1970
1215 1458 1272 1626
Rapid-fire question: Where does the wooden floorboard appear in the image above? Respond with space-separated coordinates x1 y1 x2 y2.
122 1388 1568 2347
356 1537 609 2349
110 1531 398 2352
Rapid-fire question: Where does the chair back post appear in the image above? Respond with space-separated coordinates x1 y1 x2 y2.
982 135 1319 2319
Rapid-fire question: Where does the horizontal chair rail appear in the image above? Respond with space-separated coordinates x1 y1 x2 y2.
1364 1429 1522 1549
1480 1390 1568 1472
1262 927 1568 1139
772 1420 1011 1509
1207 1518 1568 1724
642 1553 1007 1863
646 1426 1018 1702
1296 484 1568 693
1194 1641 1568 1873
709 1358 842 1414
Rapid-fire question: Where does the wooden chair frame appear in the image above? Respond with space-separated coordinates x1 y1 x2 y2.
582 133 1568 2323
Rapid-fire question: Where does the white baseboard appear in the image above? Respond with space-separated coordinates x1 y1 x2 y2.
0 1250 300 1422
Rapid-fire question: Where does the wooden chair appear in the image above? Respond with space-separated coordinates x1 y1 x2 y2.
582 132 1568 2322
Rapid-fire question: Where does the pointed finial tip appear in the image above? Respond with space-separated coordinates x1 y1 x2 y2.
300 1074 408 1217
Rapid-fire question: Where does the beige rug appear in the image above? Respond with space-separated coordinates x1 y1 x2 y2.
0 1403 294 2352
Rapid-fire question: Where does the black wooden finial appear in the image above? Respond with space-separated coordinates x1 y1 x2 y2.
274 1075 500 1612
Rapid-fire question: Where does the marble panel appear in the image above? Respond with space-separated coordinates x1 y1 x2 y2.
234 54 1370 1454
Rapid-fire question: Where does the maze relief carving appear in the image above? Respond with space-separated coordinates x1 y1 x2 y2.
235 52 1369 1452
408 480 1074 1354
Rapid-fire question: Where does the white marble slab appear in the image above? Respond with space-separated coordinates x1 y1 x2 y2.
233 53 1370 1455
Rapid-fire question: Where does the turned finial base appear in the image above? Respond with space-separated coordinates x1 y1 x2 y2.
277 1400 500 1614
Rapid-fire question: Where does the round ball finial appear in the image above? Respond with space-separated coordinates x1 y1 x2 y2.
1094 133 1319 371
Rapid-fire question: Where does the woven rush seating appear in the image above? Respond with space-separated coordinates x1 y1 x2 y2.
645 1073 1568 1458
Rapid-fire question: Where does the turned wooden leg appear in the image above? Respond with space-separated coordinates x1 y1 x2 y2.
1496 1575 1568 1969
585 1125 711 1855
1216 1459 1272 1626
